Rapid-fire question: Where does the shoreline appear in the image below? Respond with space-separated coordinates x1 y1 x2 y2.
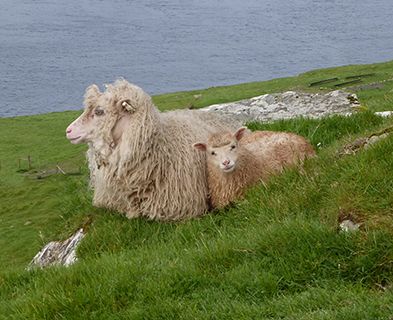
2 59 393 119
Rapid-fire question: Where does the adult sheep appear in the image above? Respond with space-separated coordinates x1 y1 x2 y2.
66 79 241 221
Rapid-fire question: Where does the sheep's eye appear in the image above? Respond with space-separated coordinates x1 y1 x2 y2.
211 151 216 156
94 108 104 116
230 145 236 150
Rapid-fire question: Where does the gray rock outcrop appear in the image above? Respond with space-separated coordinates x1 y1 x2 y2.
27 228 86 269
201 90 360 122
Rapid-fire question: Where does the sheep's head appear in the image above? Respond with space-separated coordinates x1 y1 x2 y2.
193 127 247 173
66 80 152 146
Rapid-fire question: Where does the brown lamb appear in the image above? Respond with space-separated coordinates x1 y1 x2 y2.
193 127 315 209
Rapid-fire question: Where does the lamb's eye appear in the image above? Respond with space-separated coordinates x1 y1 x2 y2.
230 145 236 150
94 108 104 116
211 151 216 156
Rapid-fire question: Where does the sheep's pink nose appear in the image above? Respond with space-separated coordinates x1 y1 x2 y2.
222 159 230 166
66 128 72 134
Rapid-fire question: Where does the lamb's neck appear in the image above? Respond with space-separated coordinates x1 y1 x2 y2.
207 150 263 208
226 153 261 186
236 151 262 175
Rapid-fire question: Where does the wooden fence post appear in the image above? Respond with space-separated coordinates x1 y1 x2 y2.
27 155 32 170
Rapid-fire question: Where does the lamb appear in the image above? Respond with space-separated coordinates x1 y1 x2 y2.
65 79 242 221
193 127 315 209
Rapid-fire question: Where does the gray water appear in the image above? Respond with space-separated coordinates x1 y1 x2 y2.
1 0 393 117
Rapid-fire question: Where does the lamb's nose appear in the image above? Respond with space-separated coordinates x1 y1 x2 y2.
223 159 230 166
66 128 72 134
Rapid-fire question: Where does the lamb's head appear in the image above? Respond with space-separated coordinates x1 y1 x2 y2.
65 79 154 147
193 127 247 173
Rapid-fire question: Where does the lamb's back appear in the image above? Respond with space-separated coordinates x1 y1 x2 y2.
241 130 315 172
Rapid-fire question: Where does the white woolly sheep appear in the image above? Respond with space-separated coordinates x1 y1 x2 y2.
193 127 315 209
65 79 242 221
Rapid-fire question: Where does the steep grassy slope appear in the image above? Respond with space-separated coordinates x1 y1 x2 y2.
1 60 393 319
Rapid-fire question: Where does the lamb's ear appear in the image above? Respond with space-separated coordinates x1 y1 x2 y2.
234 127 247 141
120 99 137 113
193 143 207 151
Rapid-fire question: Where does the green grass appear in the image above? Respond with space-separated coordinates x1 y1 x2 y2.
1 60 393 319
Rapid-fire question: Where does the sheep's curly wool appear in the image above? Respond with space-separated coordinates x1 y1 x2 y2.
85 80 241 221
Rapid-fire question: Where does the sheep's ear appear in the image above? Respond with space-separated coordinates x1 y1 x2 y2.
85 84 100 99
234 127 247 141
84 84 101 109
193 143 207 151
120 99 136 113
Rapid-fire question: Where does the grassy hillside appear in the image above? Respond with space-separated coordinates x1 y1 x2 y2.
1 60 393 319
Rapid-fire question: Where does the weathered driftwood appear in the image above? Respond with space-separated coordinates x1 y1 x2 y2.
27 228 86 270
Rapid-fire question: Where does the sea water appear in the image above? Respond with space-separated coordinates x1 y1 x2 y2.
1 0 393 117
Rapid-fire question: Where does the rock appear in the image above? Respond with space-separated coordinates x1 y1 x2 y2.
338 126 393 156
364 133 390 149
201 90 360 122
27 228 86 270
339 219 360 232
375 111 393 118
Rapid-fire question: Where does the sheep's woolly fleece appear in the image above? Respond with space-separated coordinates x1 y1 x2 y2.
203 130 316 209
81 80 242 221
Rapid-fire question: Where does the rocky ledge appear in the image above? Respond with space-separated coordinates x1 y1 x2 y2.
201 90 360 121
